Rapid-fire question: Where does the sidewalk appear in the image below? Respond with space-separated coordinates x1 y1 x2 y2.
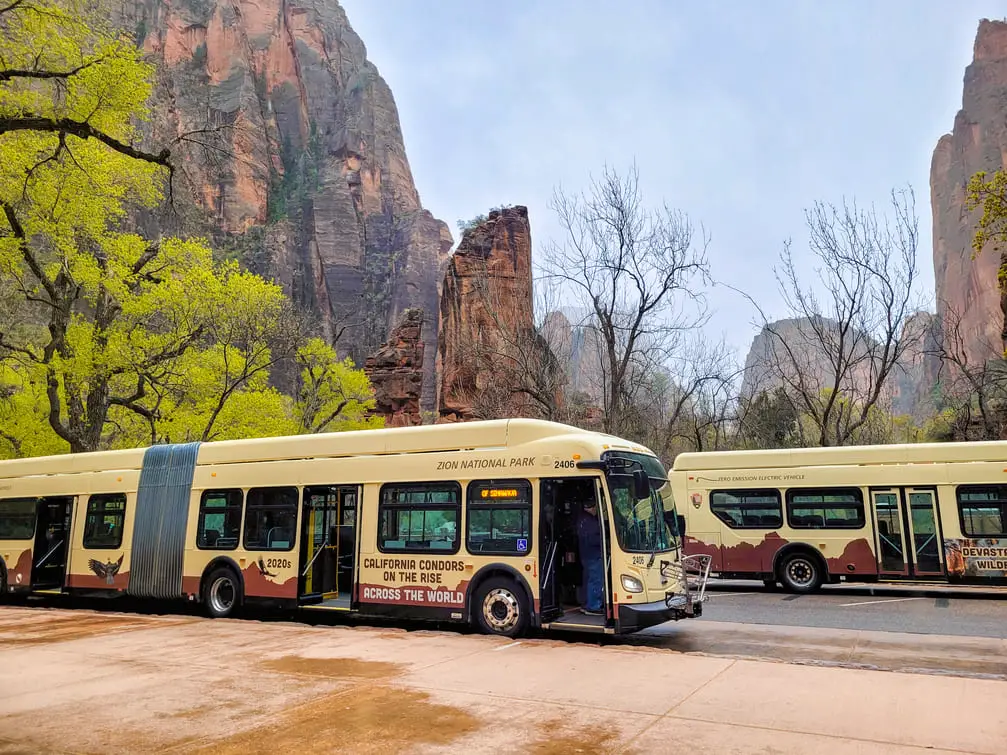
0 606 1004 753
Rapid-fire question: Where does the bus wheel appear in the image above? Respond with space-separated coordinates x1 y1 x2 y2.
204 567 242 619
779 552 822 594
473 577 529 638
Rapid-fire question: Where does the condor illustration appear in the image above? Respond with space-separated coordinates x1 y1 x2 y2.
88 555 124 585
256 557 277 579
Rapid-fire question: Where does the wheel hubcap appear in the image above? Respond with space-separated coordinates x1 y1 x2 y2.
209 577 235 614
787 559 815 586
482 588 519 632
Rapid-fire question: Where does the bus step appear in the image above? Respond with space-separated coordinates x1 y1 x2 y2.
302 595 352 611
542 609 614 634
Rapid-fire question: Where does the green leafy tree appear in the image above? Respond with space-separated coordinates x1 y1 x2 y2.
294 338 383 433
965 169 1007 355
965 169 1007 256
107 357 300 448
159 263 301 443
739 388 800 449
1 0 172 171
792 388 905 447
1 0 177 451
455 205 513 235
0 229 303 451
456 214 487 234
0 362 67 458
0 1 383 454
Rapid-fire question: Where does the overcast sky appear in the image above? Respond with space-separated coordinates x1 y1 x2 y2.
340 1 1005 358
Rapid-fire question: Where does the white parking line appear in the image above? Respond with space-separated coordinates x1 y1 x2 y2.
707 592 755 598
838 597 925 607
493 641 522 651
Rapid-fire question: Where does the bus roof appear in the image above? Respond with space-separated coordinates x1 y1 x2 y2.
672 440 1007 472
0 418 657 480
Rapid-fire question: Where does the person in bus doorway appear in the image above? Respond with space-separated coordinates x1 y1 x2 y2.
576 497 604 615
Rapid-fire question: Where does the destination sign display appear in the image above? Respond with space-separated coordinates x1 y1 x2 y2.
481 488 519 499
470 481 531 504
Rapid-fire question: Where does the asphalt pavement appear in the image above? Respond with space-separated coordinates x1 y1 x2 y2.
588 581 1007 680
691 582 1007 638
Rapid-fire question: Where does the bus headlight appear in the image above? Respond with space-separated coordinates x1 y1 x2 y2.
620 574 644 593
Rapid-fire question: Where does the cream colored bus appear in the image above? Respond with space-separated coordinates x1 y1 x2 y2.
0 419 706 636
672 441 1007 593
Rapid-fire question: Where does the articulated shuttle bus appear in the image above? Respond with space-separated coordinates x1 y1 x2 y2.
0 419 708 636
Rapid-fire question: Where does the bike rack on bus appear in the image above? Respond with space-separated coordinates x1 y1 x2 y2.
681 553 712 606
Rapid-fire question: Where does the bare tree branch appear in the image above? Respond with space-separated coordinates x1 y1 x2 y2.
925 299 1007 440
540 162 711 435
740 187 923 446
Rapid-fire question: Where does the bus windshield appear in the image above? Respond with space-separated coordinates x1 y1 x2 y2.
603 452 676 554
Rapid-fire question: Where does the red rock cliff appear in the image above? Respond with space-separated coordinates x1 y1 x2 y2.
122 0 451 410
437 207 537 421
931 19 1007 364
363 308 425 427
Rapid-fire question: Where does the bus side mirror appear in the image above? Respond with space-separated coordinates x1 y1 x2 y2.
633 469 650 500
677 514 687 539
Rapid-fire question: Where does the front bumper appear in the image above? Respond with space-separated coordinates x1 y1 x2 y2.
617 594 701 633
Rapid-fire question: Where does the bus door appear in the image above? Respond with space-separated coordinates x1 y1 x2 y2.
299 486 359 604
31 496 73 590
334 487 359 597
538 480 561 616
870 488 944 578
538 477 612 627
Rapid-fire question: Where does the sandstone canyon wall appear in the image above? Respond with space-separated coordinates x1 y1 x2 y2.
437 207 538 421
120 0 451 411
890 312 941 421
541 309 606 405
363 308 425 427
931 19 1007 366
740 314 940 422
739 318 876 401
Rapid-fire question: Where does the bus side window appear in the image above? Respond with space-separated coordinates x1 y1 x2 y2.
243 487 298 552
710 490 782 529
82 494 127 549
378 483 461 554
197 489 243 550
957 486 1007 537
786 488 865 529
465 480 532 556
0 498 37 540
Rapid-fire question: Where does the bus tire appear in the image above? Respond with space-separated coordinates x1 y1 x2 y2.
203 566 242 619
472 577 529 638
778 552 823 594
0 564 6 601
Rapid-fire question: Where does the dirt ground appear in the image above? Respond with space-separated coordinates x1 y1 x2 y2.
1 604 1005 754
